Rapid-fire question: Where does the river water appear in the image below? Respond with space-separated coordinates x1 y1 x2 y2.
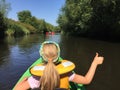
0 33 120 90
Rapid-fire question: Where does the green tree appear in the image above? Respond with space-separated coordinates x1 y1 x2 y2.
0 0 11 17
0 0 11 38
17 10 56 34
46 22 55 32
89 0 120 38
57 0 93 35
0 12 7 38
6 18 37 36
17 10 32 23
40 19 47 33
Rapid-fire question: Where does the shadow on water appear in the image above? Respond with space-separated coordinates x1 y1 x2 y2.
0 33 120 90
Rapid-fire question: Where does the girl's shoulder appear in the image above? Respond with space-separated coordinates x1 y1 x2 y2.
28 75 40 89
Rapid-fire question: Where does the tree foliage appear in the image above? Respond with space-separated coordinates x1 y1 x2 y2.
17 10 57 33
0 0 11 38
57 0 93 35
17 10 32 23
0 12 7 38
6 18 37 36
89 0 120 38
57 0 120 39
0 0 11 17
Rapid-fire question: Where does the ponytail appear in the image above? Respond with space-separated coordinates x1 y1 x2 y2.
40 61 60 90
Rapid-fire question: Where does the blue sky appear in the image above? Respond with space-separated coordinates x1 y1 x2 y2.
6 0 65 26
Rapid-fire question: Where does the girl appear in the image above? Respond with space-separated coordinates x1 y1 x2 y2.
14 41 104 90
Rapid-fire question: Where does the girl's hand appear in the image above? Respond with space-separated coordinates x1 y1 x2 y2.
93 53 104 65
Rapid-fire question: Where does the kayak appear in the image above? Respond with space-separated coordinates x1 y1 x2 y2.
13 58 86 90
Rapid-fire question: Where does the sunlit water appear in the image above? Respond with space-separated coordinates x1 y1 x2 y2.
0 33 120 90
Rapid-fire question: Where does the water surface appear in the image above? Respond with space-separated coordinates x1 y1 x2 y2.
0 33 120 90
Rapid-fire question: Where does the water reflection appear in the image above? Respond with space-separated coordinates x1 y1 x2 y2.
0 39 9 66
45 33 61 44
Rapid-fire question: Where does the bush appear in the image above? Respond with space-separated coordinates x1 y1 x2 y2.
5 29 15 36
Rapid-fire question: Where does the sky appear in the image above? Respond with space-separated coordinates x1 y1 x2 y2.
6 0 65 26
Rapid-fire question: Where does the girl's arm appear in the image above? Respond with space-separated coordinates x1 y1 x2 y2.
14 77 30 90
72 53 104 84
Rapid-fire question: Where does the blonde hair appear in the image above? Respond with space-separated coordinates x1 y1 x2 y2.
42 43 58 61
40 41 60 62
40 43 60 90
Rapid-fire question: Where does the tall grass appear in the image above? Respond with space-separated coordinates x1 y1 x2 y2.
6 19 37 36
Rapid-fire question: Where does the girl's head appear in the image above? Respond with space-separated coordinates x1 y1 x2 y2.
39 41 60 62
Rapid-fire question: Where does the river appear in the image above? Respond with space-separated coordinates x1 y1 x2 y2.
0 33 120 90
